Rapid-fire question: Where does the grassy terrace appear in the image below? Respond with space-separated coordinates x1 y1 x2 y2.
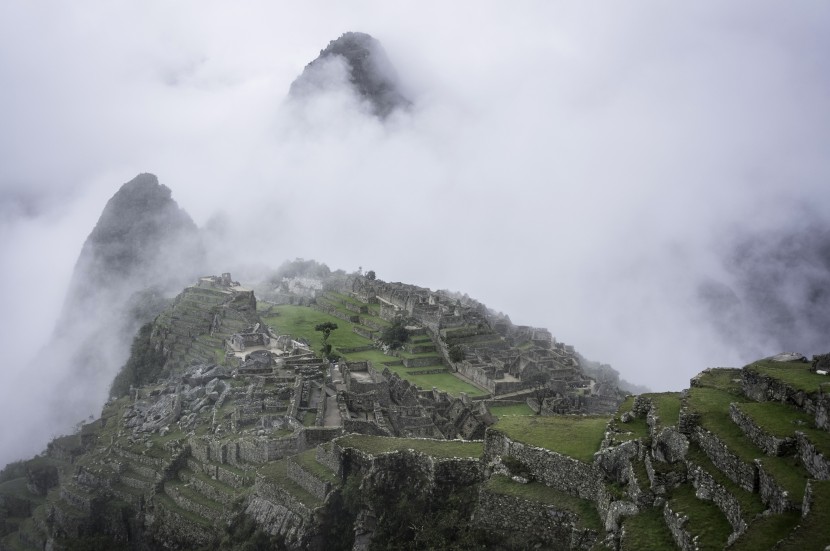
257 460 322 509
485 475 602 531
293 449 338 484
648 392 682 427
776 480 830 550
686 444 765 522
736 401 830 456
259 304 488 397
695 367 744 393
488 403 534 417
494 415 610 463
608 396 648 444
154 492 214 527
729 511 800 551
745 359 829 394
337 435 484 459
688 387 811 502
620 507 676 551
668 484 731 550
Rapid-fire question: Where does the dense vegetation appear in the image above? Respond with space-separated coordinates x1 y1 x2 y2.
110 322 165 397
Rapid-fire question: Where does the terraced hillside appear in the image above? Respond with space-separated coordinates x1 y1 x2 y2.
3 267 829 549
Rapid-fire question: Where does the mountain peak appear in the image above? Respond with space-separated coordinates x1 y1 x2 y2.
290 32 410 118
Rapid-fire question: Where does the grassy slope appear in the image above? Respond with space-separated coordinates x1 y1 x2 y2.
494 415 609 463
337 435 483 459
260 304 487 397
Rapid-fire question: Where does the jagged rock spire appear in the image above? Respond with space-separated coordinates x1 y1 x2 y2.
290 32 410 118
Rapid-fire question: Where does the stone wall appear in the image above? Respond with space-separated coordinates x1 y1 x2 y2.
401 356 441 368
796 432 830 479
741 368 820 415
473 486 598 550
484 430 603 501
686 457 746 539
237 436 299 464
755 459 797 512
662 501 696 551
729 403 796 456
814 394 830 431
693 428 757 492
315 444 342 477
287 460 330 501
151 499 216 548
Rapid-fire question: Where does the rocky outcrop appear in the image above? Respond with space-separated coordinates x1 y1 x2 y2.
289 32 410 118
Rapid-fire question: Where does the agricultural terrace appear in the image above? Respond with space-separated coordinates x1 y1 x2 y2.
485 475 602 531
494 415 610 463
258 304 488 397
337 435 484 459
488 403 535 417
745 359 830 394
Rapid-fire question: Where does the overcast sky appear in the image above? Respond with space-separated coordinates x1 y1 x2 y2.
2 1 829 462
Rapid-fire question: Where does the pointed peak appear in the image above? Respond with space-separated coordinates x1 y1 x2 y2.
290 31 410 118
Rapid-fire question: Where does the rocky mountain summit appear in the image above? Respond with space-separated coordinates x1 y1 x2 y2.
289 32 410 118
16 174 205 470
63 173 203 309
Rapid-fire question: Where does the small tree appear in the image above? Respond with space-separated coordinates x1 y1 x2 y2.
366 270 376 281
315 322 338 358
380 320 409 350
448 345 465 363
527 371 552 414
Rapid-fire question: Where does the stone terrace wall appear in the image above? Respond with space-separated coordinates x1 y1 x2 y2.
693 427 757 492
796 432 830 480
741 368 820 415
287 461 330 501
686 457 746 538
484 430 603 501
729 404 796 456
662 501 696 551
755 459 797 513
473 487 598 550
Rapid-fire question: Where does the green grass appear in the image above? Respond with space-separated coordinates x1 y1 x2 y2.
668 484 732 550
775 480 830 550
293 449 338 484
686 444 765 522
649 392 682 427
620 506 676 551
400 372 488 397
756 456 810 504
694 368 743 393
262 305 488 397
737 401 830 456
688 387 810 502
494 415 610 462
609 396 649 443
337 435 484 459
488 403 535 417
257 460 322 509
154 491 214 527
729 511 800 551
745 359 828 394
302 411 317 427
260 305 367 354
485 475 602 531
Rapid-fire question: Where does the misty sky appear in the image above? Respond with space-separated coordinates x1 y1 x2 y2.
2 2 830 462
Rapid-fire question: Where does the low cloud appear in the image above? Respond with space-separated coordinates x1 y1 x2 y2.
1 1 829 466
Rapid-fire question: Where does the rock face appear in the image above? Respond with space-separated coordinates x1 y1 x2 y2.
17 174 205 465
63 173 203 310
289 32 410 118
